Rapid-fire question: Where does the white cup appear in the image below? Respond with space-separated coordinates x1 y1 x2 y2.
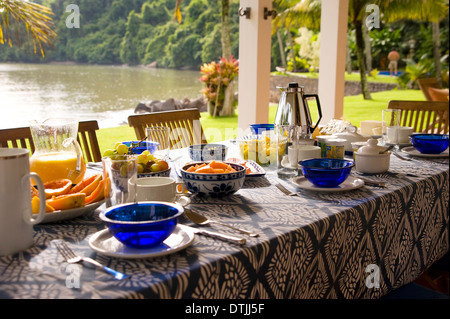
0 148 46 256
129 176 187 202
398 126 414 144
288 145 321 166
297 145 321 161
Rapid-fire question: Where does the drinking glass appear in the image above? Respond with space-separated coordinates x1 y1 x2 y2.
103 155 137 208
275 124 299 176
146 126 170 161
382 109 401 146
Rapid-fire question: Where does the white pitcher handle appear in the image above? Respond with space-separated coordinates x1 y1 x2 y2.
24 173 46 225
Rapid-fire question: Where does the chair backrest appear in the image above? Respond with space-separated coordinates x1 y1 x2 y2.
77 120 102 162
417 78 441 101
388 100 449 134
0 126 35 153
128 108 207 149
0 120 102 162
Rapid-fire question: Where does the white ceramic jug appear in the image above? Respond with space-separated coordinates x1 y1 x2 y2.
0 148 46 256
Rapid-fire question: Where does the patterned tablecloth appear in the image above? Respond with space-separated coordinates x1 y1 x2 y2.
0 150 448 299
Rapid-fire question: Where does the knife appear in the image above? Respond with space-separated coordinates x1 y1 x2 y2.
179 224 246 245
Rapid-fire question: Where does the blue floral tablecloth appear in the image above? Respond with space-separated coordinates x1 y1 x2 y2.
0 153 448 299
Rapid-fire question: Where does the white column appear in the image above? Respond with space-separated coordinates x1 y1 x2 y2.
318 0 349 123
237 0 273 133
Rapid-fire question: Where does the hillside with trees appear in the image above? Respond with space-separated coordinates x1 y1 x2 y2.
1 0 448 84
0 0 241 69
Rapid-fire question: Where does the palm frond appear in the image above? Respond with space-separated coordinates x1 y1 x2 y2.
0 0 56 57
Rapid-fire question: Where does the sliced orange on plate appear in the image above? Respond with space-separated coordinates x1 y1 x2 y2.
47 193 86 211
43 179 73 199
69 173 101 194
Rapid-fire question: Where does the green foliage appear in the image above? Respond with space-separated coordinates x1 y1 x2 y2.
0 0 239 69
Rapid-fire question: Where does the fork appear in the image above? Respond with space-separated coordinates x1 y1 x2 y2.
275 183 299 196
56 241 130 280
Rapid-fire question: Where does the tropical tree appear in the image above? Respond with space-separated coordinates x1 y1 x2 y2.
0 0 56 57
275 0 449 99
174 0 232 59
379 0 449 86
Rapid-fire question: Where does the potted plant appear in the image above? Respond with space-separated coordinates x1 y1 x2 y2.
200 56 239 117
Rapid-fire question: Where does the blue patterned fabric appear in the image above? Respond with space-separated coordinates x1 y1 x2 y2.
0 154 448 299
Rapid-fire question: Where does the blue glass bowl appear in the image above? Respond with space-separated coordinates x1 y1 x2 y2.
300 158 355 188
250 124 275 135
189 143 228 162
410 134 449 154
99 202 183 249
122 141 158 154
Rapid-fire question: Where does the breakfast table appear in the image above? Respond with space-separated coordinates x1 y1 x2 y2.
0 146 448 301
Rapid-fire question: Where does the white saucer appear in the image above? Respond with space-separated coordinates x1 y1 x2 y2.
88 225 195 259
401 146 449 158
281 158 299 170
292 176 364 192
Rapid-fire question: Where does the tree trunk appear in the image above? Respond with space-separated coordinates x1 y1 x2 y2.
346 32 352 74
277 28 287 69
221 0 232 59
432 21 442 87
363 22 372 72
354 20 371 100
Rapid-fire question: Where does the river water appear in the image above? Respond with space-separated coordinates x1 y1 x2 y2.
0 63 203 129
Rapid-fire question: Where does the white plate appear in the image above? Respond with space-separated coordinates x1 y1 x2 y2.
292 176 365 192
35 200 105 224
88 226 195 259
401 146 449 158
226 158 266 177
243 160 266 177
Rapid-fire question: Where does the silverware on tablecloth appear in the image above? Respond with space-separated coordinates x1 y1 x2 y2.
393 151 412 161
179 224 246 245
56 241 130 280
351 176 386 188
275 183 299 196
184 209 259 237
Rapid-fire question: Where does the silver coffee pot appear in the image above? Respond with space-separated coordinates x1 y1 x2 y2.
274 82 322 139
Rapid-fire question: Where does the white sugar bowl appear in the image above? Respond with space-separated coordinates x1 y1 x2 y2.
354 139 391 174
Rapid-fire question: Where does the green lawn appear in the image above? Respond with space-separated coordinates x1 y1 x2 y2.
274 70 399 84
96 88 425 154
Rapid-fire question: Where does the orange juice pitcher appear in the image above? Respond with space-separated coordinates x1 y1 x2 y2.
29 118 86 184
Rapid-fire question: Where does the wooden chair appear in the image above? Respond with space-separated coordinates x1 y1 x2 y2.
0 120 102 162
388 100 449 134
128 108 207 149
417 78 442 101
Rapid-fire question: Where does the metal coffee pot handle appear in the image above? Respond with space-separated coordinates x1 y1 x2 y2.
301 93 322 134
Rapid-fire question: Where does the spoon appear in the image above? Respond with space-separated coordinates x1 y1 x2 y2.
379 145 394 154
184 209 259 237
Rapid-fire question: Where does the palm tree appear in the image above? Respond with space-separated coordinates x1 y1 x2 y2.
277 0 448 99
0 0 56 57
272 0 321 72
379 0 449 86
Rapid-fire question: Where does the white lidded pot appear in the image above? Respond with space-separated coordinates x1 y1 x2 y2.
354 139 391 174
